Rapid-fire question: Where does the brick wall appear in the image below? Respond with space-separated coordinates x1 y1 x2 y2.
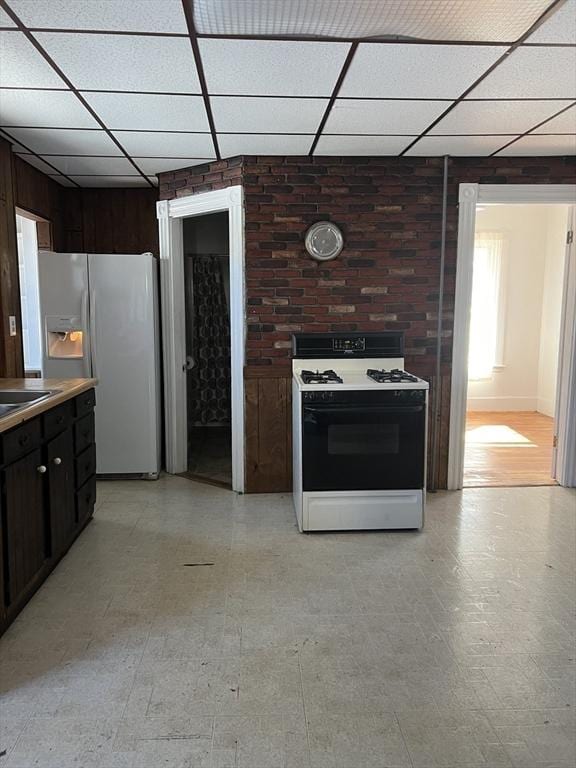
159 154 575 377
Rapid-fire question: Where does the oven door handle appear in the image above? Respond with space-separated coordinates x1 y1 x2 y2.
304 405 425 415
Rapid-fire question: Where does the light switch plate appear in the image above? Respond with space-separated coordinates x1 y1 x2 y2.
9 316 17 336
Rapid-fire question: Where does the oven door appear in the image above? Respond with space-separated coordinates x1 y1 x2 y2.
302 401 425 491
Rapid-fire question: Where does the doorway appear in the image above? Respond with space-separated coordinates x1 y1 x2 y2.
448 184 576 490
183 212 232 488
464 203 569 487
157 187 245 493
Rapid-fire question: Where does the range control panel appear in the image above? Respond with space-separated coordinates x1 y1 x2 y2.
332 337 365 353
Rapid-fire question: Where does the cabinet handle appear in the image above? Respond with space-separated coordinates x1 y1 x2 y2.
53 457 62 465
37 465 47 474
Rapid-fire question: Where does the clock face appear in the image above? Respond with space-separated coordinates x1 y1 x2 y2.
305 221 344 261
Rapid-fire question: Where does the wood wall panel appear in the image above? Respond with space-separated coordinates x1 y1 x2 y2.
0 138 23 378
79 188 159 255
245 369 292 493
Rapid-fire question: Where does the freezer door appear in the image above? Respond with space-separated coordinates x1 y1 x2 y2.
88 253 160 475
37 251 91 378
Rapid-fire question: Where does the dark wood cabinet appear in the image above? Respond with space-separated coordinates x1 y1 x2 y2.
0 388 96 634
2 448 47 607
47 429 75 557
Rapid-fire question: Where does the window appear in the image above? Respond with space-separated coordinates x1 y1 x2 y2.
16 214 42 373
468 231 506 380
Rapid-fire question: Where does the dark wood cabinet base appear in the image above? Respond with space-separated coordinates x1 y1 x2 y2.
0 389 97 636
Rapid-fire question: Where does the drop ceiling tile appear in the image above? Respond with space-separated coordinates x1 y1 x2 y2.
315 135 413 155
533 105 576 133
148 176 159 186
340 44 506 99
218 133 313 156
0 8 16 26
324 99 447 134
0 31 67 88
430 99 574 134
13 153 62 175
469 46 576 99
83 93 209 131
193 0 552 42
211 96 328 133
69 175 149 187
5 127 123 155
525 0 576 44
48 175 77 187
199 39 350 96
406 134 515 155
135 157 212 174
41 155 137 175
112 130 215 158
33 33 200 93
496 133 576 155
0 89 98 128
9 0 188 33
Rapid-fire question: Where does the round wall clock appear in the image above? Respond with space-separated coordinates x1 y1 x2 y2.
304 221 344 262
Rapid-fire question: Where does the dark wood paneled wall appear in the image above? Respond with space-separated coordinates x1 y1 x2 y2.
1 145 159 375
244 367 292 493
0 139 23 377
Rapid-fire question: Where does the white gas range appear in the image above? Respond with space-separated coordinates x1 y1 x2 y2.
292 332 429 532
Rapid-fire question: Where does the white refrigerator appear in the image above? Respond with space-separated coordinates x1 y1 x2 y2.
37 251 161 478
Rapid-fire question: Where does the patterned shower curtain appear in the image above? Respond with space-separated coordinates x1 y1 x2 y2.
188 255 231 425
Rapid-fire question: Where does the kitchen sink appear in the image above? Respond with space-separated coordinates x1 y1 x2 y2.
0 390 60 419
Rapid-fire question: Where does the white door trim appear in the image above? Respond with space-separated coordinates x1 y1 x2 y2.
447 183 576 490
157 186 245 492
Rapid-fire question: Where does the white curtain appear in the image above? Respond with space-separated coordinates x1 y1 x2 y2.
468 231 504 380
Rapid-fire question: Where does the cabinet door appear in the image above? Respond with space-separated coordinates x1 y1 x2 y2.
2 448 47 606
47 429 75 557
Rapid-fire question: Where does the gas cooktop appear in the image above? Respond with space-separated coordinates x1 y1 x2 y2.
367 368 420 384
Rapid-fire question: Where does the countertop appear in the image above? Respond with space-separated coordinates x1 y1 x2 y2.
0 378 97 434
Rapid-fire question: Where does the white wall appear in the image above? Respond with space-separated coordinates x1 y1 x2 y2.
537 206 570 416
467 204 567 412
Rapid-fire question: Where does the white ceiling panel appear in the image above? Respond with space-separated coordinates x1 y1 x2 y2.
315 135 413 155
324 99 447 134
5 127 123 155
0 89 98 128
340 44 505 99
112 130 215 158
497 133 576 155
83 93 210 131
430 99 574 135
0 8 16 26
469 46 576 99
199 39 350 96
211 96 328 133
41 155 137 175
0 31 66 88
13 152 62 174
525 0 576 44
68 175 148 187
194 0 552 42
533 105 576 133
148 176 159 186
33 33 200 93
48 175 77 187
135 157 212 174
9 0 188 33
406 134 513 155
218 133 313 156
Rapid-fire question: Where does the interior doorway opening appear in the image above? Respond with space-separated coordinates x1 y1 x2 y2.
182 212 232 488
463 203 571 487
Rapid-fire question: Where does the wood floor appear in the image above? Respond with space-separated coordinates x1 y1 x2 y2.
464 411 556 488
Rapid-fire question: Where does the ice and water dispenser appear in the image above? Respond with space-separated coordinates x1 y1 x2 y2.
45 316 84 359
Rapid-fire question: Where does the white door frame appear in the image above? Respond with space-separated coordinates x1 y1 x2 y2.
447 183 576 490
157 186 245 492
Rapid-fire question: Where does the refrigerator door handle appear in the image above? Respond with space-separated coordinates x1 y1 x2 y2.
89 289 98 379
81 289 92 377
